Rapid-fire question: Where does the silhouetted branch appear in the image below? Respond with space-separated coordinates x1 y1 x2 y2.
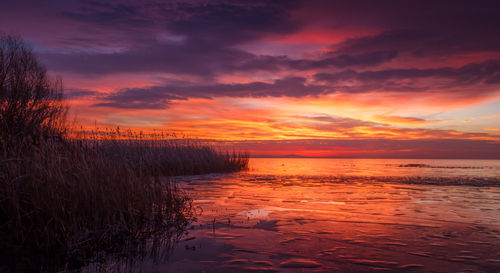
0 34 67 142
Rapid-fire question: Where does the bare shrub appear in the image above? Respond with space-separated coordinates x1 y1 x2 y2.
0 34 66 142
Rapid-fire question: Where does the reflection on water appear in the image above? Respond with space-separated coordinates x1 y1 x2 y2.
247 158 500 177
100 159 500 272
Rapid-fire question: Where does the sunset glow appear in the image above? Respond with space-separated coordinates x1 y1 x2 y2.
3 2 500 272
2 0 499 158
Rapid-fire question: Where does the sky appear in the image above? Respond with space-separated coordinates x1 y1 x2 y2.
1 0 500 158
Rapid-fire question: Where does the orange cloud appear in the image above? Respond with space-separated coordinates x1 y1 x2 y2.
68 93 500 144
373 115 439 126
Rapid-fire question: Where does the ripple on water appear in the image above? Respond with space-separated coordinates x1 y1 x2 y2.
349 259 399 267
385 241 409 247
279 259 322 268
227 259 248 265
239 267 279 272
253 220 280 231
252 261 273 267
168 168 500 272
399 264 425 270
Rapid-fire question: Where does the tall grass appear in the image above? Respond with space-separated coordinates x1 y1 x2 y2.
0 34 249 272
0 129 248 272
72 127 249 176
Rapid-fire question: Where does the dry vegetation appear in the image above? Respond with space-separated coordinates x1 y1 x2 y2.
0 35 248 272
73 127 249 176
0 136 195 272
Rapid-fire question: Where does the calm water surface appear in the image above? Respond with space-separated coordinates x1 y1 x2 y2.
247 158 500 177
100 159 500 272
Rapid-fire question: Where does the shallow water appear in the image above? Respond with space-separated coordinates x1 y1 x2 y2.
247 158 500 177
100 159 500 272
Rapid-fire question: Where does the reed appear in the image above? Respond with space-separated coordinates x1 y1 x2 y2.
0 34 249 272
0 129 248 272
72 127 249 176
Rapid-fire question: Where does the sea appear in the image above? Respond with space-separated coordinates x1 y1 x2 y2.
88 158 500 272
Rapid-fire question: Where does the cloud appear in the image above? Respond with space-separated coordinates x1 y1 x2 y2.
40 45 398 77
235 50 398 72
333 28 500 57
291 114 378 128
164 1 300 45
90 57 500 109
64 88 101 99
314 60 500 92
3 0 500 148
225 138 500 159
40 40 253 77
92 77 326 109
92 87 185 109
30 1 399 77
373 115 439 125
309 1 500 56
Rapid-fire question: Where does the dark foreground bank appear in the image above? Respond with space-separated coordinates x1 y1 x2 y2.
0 34 248 272
0 135 248 273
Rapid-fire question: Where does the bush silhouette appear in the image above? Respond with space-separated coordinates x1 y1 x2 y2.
0 34 66 141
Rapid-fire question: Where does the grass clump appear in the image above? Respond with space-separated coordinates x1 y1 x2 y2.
0 131 248 272
75 128 249 176
0 136 195 272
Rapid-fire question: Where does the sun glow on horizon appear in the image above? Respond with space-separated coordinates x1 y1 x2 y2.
4 0 499 158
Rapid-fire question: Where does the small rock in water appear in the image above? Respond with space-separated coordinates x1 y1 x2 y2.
280 258 322 268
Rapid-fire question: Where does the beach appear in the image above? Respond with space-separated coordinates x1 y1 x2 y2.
92 158 500 272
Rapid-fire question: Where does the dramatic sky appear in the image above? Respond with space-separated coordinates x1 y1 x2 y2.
2 0 500 158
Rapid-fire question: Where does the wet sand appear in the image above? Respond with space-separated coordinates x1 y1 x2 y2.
92 159 500 272
125 172 500 273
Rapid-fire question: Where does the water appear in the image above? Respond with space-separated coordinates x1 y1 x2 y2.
247 158 500 177
97 158 500 272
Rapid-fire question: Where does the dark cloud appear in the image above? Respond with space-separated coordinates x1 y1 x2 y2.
3 0 500 99
65 88 101 99
92 101 167 109
165 1 300 45
335 28 500 57
92 87 185 109
23 0 398 77
60 1 300 44
40 40 253 77
92 58 500 109
62 1 153 30
292 50 398 69
307 1 500 56
236 50 398 72
92 77 326 109
21 1 297 77
173 76 325 98
41 46 397 76
314 60 500 92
